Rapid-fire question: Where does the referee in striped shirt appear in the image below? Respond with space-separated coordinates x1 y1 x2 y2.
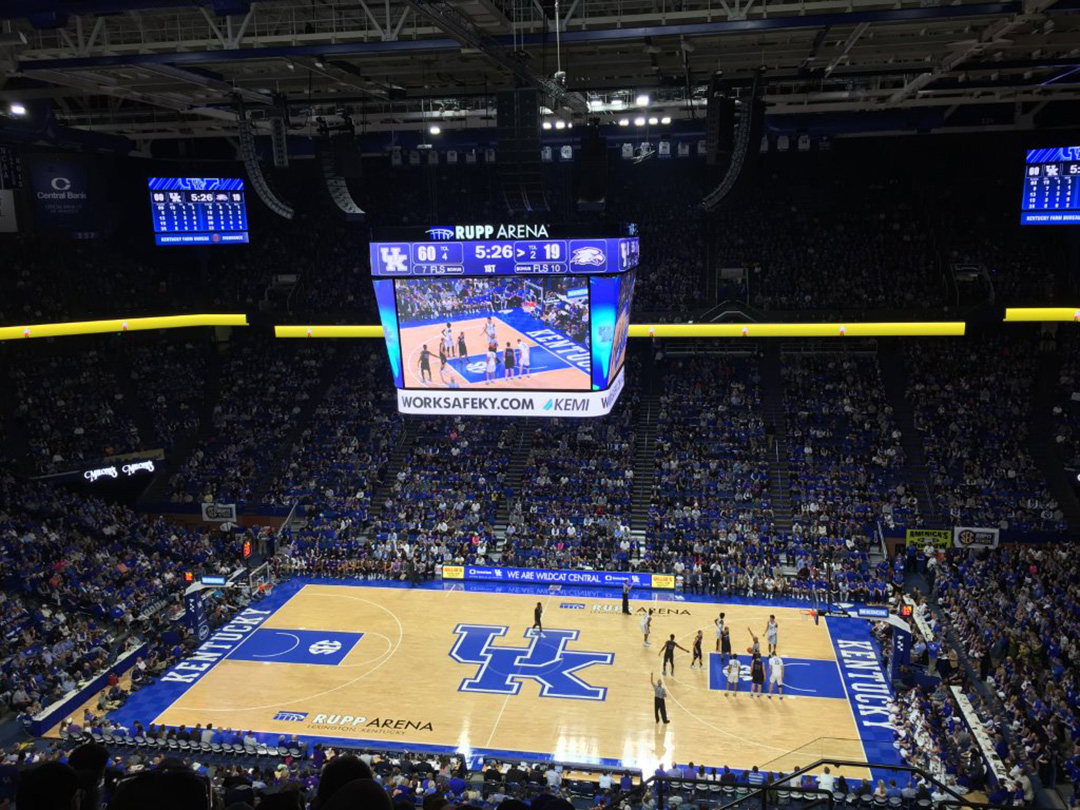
650 672 670 724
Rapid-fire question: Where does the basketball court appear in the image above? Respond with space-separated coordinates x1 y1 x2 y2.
101 580 902 779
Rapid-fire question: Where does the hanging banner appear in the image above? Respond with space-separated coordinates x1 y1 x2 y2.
0 190 17 233
184 588 210 642
27 156 93 230
953 526 1000 549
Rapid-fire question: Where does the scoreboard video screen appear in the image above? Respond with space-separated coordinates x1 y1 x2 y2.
1021 147 1080 225
371 224 638 418
149 177 249 245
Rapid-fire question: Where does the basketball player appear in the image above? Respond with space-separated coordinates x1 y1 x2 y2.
517 339 531 378
480 317 497 351
720 625 732 663
765 615 779 656
750 652 765 697
443 322 455 358
746 628 761 658
768 651 785 699
714 612 726 652
641 609 653 647
457 332 468 368
531 602 544 636
725 654 741 696
485 346 497 385
691 630 704 670
503 341 516 379
439 352 454 386
418 344 433 383
659 634 689 676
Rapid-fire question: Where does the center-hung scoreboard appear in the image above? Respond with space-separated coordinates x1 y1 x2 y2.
370 223 638 418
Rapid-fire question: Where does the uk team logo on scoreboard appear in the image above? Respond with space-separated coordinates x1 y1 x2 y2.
450 624 614 701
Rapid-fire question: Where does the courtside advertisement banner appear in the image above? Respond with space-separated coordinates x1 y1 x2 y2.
397 367 624 418
953 526 1000 549
441 563 672 589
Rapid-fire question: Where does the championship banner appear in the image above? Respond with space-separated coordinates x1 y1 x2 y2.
201 503 238 522
953 526 1000 549
0 190 17 233
27 156 93 230
905 528 951 549
440 565 672 589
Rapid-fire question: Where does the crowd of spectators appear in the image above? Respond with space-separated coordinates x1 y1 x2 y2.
1052 330 1079 469
125 335 209 451
906 334 1067 532
934 545 1080 792
504 369 639 569
168 339 330 506
782 354 916 532
10 341 143 473
0 471 240 713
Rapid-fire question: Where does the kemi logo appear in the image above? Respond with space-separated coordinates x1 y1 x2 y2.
273 711 308 722
542 397 590 413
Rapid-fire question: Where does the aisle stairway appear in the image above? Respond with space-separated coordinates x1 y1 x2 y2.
760 344 794 532
877 340 947 528
629 391 660 535
365 418 419 530
493 418 532 539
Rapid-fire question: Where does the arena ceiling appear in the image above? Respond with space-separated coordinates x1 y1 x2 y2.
1 0 1080 141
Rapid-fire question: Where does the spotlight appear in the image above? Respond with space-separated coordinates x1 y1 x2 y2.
635 94 650 107
9 102 26 117
661 116 672 124
285 61 296 71
542 121 552 130
648 117 658 125
429 125 441 135
618 118 630 126
634 116 646 126
554 120 566 130
314 57 326 68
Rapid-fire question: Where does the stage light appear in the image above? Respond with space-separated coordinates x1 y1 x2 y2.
648 117 658 125
429 125 441 135
661 116 671 124
634 116 646 126
636 94 650 107
542 121 553 130
9 103 26 117
554 120 566 130
618 118 629 126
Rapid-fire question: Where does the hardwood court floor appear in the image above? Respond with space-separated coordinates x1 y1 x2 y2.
148 584 871 776
398 316 589 390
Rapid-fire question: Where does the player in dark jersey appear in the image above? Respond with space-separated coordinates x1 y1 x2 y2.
720 626 732 663
531 602 544 636
659 634 689 676
457 332 468 368
503 341 516 379
418 344 432 383
750 652 765 697
691 630 704 670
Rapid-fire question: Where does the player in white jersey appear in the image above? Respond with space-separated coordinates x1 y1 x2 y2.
442 323 454 357
725 654 741 696
768 653 785 699
485 348 497 384
517 339 531 377
714 611 726 652
641 608 653 647
481 316 497 347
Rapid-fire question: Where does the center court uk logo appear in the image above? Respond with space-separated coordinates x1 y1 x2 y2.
450 624 613 701
273 711 309 722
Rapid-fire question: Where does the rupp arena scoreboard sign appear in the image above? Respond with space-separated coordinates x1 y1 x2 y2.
441 563 674 589
370 223 637 418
